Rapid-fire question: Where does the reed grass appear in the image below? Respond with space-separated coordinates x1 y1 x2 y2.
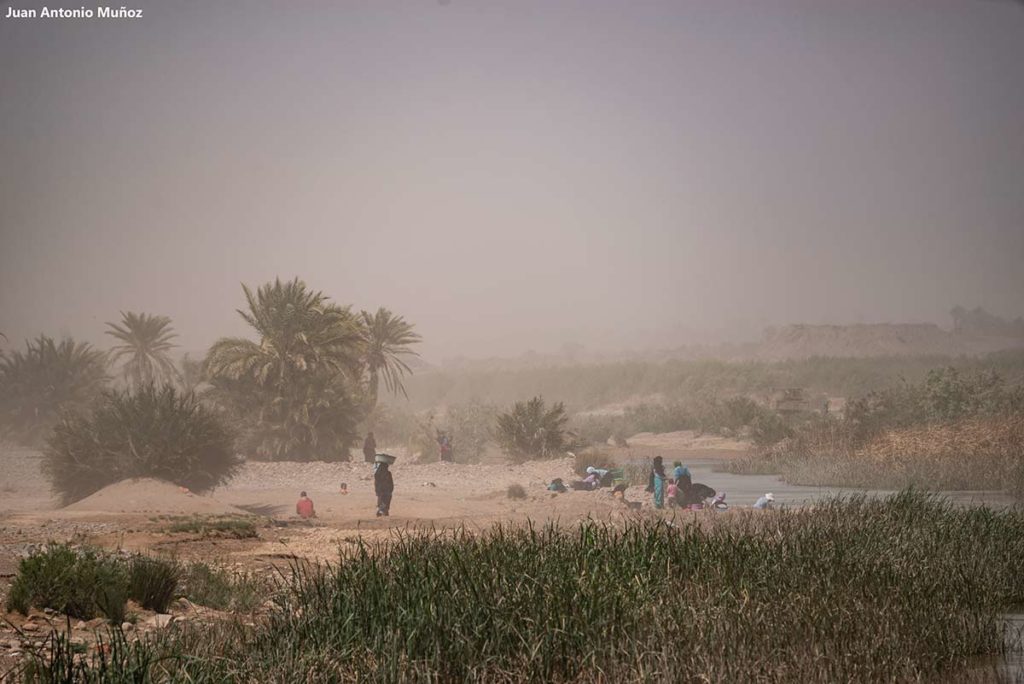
19 492 1024 682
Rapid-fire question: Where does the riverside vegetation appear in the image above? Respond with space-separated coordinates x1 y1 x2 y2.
12 492 1024 682
725 367 1024 497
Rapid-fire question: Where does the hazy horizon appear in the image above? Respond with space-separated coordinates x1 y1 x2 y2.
2 0 1023 361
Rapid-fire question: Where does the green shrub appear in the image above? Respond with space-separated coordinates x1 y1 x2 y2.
44 384 240 504
180 562 264 612
496 396 571 462
0 335 108 447
128 557 181 613
6 545 128 622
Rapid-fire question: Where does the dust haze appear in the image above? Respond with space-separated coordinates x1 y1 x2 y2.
2 0 1023 361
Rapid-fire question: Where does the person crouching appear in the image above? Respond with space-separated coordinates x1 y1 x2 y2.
296 491 316 519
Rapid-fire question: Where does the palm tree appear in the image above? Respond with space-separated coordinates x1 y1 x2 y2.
208 279 363 387
0 335 109 447
206 278 365 461
360 307 422 405
105 312 181 388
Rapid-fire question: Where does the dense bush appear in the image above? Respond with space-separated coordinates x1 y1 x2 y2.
6 547 265 629
22 493 1024 681
0 335 108 447
6 545 128 622
496 396 572 462
44 384 240 505
128 557 181 613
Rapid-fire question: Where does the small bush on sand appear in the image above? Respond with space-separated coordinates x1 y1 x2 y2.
128 557 181 613
506 484 527 500
44 384 240 505
496 396 571 462
6 545 128 622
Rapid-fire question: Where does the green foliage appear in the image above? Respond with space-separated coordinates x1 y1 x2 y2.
128 556 181 613
496 396 571 462
27 493 1024 681
44 384 240 505
207 278 365 461
728 367 1024 497
179 562 264 612
105 311 181 389
0 335 108 447
6 545 128 622
360 307 421 405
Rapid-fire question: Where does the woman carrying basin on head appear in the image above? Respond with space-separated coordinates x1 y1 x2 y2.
374 453 396 517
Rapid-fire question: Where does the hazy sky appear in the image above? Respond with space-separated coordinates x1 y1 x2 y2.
2 0 1022 360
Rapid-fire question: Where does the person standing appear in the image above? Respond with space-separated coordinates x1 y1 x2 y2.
647 456 667 509
374 458 395 517
363 432 376 463
438 432 453 462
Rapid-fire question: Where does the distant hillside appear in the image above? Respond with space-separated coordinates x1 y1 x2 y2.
756 323 1024 360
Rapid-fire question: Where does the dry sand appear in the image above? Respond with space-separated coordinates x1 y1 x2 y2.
64 478 246 515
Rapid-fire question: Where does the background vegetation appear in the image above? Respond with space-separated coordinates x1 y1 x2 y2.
0 335 108 447
726 367 1024 496
399 350 1024 412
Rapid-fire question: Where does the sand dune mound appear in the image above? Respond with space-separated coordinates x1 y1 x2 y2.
64 478 245 515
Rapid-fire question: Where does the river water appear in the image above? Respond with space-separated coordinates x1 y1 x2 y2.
676 458 1020 510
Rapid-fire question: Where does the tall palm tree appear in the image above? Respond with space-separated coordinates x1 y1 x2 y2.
105 312 181 388
0 335 109 446
207 278 363 385
360 307 422 406
206 278 365 461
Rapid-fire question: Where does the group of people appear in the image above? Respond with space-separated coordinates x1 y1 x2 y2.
295 442 396 520
646 456 721 509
